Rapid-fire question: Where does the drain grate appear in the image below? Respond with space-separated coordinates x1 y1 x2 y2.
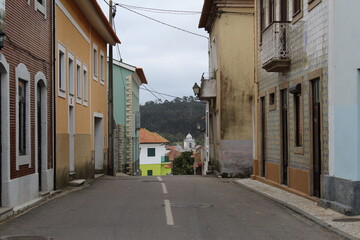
171 202 213 208
332 218 360 223
0 236 53 240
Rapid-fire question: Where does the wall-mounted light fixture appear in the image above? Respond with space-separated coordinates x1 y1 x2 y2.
192 83 200 97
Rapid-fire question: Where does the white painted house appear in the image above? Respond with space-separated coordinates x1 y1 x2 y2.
139 128 170 176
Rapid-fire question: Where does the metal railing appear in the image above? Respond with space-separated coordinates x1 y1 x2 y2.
261 21 290 67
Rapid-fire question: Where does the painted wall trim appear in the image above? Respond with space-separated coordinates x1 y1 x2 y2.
55 0 90 44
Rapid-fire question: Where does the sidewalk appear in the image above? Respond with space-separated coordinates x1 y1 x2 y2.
235 178 360 240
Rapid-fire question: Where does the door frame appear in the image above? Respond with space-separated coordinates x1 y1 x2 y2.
0 54 10 207
94 112 104 171
68 105 75 173
279 83 289 185
260 95 266 178
35 72 47 192
308 69 323 197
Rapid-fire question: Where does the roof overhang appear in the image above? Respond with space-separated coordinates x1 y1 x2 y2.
75 0 120 45
136 68 148 84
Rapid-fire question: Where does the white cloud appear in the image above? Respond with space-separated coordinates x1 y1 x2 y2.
98 0 208 104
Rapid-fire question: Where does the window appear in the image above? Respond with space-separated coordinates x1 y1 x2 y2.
280 0 288 21
260 0 265 32
93 44 98 80
308 0 321 12
76 59 82 103
147 170 153 176
100 51 105 85
34 0 46 17
147 148 155 157
68 52 74 96
294 92 303 147
83 65 88 105
58 43 66 98
292 0 303 23
18 80 27 156
269 0 274 25
16 63 31 168
268 87 276 111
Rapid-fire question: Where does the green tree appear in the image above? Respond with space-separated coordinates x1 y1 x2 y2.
172 151 194 175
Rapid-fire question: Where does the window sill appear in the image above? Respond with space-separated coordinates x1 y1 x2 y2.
294 146 304 155
76 98 82 105
93 75 98 81
58 89 66 99
292 11 303 24
35 1 46 19
308 0 322 12
83 101 88 107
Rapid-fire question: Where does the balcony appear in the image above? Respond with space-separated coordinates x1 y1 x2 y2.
261 22 290 72
199 73 216 100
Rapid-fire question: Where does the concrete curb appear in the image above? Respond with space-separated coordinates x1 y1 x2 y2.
233 179 359 240
0 176 105 225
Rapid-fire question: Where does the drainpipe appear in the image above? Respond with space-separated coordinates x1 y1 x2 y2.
108 0 115 176
52 0 57 189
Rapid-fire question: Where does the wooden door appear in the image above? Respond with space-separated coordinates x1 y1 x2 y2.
312 79 321 197
281 89 288 185
261 97 266 177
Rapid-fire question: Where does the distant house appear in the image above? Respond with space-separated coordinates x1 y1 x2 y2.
140 128 170 176
112 60 147 176
166 146 181 162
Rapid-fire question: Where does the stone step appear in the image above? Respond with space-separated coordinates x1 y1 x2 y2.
69 179 85 187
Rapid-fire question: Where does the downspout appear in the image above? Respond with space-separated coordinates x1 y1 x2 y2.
52 0 57 189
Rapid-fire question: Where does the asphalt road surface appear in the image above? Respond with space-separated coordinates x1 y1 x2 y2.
0 175 343 240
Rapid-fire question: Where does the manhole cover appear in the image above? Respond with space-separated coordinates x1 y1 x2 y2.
332 218 360 222
0 236 53 240
171 202 213 208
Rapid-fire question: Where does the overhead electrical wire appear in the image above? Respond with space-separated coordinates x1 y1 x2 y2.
103 0 208 39
114 3 201 15
116 5 209 39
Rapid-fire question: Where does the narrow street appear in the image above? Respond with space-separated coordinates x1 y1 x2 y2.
0 176 342 240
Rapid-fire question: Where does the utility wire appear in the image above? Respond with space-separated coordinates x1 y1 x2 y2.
116 5 209 39
115 3 201 15
140 87 178 99
147 84 170 101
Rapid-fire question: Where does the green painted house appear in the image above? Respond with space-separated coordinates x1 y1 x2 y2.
112 60 147 175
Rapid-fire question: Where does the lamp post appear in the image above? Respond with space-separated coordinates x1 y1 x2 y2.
192 83 200 97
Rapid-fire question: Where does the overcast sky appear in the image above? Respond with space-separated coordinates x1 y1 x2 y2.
97 0 209 104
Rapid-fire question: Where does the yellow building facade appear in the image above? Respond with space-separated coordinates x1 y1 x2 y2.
198 0 255 177
55 0 120 188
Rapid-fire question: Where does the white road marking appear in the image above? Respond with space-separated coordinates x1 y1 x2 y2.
164 199 174 225
161 182 168 194
157 176 163 182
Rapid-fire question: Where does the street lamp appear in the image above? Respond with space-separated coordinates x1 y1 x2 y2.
192 83 200 97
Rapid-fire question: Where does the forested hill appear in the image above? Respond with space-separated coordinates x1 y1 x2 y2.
140 96 206 144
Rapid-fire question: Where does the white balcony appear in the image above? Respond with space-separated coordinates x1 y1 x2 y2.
261 22 290 72
199 73 216 100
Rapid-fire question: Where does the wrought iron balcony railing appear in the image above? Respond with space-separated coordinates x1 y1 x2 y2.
261 21 290 72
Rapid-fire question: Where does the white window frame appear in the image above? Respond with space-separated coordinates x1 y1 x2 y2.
100 51 105 85
34 0 46 18
76 59 82 104
83 64 88 106
58 43 66 98
68 51 75 96
15 63 31 170
93 43 98 81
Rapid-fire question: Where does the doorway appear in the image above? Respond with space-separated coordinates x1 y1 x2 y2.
280 89 288 185
94 116 103 171
69 106 75 173
37 83 42 191
260 97 266 177
312 79 321 197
